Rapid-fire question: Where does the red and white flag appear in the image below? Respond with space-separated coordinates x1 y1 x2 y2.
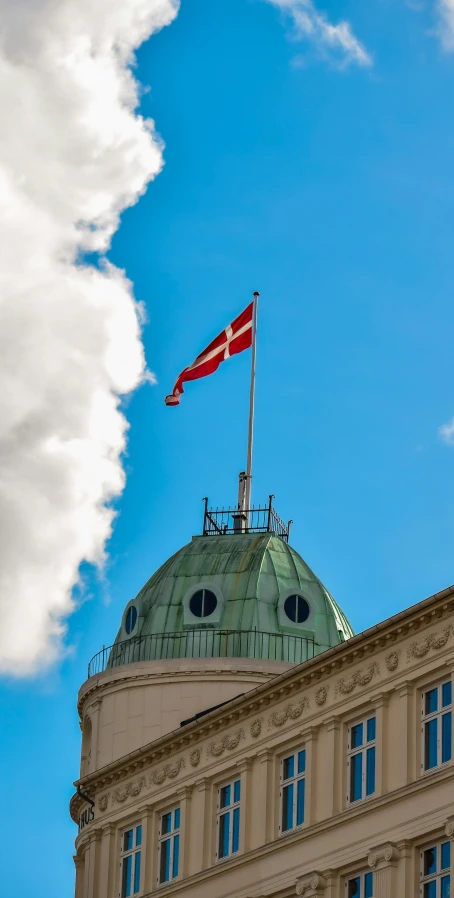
165 302 253 406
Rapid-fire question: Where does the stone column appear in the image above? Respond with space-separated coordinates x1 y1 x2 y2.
86 831 101 898
322 717 341 816
73 854 84 898
255 749 274 846
236 758 253 853
368 842 400 897
97 823 117 898
396 839 414 898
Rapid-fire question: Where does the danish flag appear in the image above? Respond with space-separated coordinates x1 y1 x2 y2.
165 302 253 406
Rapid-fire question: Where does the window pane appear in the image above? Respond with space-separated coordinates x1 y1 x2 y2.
283 755 294 780
124 830 133 852
348 876 360 897
351 723 363 749
296 778 305 826
367 717 376 742
233 779 241 803
282 783 294 832
123 855 132 898
366 746 376 796
161 812 172 836
425 719 438 770
232 807 240 853
424 847 437 877
365 871 373 898
298 750 306 774
350 752 363 801
220 784 231 809
174 807 180 830
425 688 438 716
160 839 171 884
441 875 450 898
424 882 437 898
172 834 180 879
442 712 452 763
442 681 452 708
133 851 141 894
441 841 451 870
135 826 142 847
219 811 230 858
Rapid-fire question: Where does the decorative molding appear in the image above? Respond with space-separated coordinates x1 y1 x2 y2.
385 650 400 672
207 729 245 758
407 626 454 661
189 748 201 767
98 793 109 812
250 717 263 738
296 871 326 895
315 686 329 706
268 698 310 729
150 758 185 786
445 817 454 839
368 842 400 868
113 776 146 804
335 663 379 696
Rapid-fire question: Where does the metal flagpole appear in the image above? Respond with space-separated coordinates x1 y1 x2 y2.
244 291 259 512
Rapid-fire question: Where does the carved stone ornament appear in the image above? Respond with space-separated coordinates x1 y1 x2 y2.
445 817 454 838
295 872 326 896
150 758 185 786
207 729 245 758
250 718 263 738
368 842 400 868
335 663 379 696
98 793 109 812
113 777 146 804
189 748 201 767
385 650 400 672
407 626 454 661
268 698 310 729
315 686 329 706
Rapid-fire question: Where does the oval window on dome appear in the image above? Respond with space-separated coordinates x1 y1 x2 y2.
189 589 217 618
125 605 138 634
284 595 310 624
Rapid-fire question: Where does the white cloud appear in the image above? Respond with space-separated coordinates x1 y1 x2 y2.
0 0 179 675
264 0 372 68
439 418 454 445
437 0 454 49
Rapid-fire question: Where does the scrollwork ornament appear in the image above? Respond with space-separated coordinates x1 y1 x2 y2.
250 718 263 738
336 663 379 696
407 626 454 661
150 758 185 787
385 650 400 672
445 817 454 839
368 842 400 868
268 698 309 729
207 729 245 758
295 872 326 896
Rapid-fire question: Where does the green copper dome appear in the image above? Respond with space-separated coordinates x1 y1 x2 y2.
104 533 354 671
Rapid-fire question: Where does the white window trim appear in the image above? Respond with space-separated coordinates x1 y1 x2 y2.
346 714 376 806
215 777 241 862
120 824 142 898
278 747 306 835
419 838 451 896
157 806 180 887
344 870 373 896
420 679 452 775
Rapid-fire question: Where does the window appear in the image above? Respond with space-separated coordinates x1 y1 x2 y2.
189 589 217 618
346 872 373 897
217 779 241 860
125 605 138 634
420 840 450 897
283 595 310 624
347 716 376 804
158 807 180 885
279 748 306 833
121 825 142 898
422 680 452 773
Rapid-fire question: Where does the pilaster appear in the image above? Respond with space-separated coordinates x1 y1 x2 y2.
236 757 253 853
73 854 84 898
368 841 400 898
395 682 414 785
323 717 341 816
256 749 274 845
295 871 327 896
176 784 193 878
87 699 102 773
300 725 319 826
194 777 210 872
369 692 389 796
97 823 116 898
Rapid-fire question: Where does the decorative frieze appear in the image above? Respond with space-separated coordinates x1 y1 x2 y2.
268 698 310 728
206 729 244 758
315 686 329 706
189 748 201 767
385 650 400 672
250 717 263 737
407 626 454 661
335 663 379 696
113 776 146 804
150 758 185 786
98 793 109 812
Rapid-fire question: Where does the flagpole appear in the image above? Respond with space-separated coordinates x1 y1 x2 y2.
244 291 259 512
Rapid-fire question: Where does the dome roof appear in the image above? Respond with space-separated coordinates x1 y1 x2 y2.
107 533 354 669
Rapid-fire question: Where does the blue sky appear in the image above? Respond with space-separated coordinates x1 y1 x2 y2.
2 0 454 894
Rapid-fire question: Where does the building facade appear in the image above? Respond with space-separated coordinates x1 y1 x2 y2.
71 500 454 898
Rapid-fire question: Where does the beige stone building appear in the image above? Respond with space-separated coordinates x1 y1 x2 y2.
71 498 453 898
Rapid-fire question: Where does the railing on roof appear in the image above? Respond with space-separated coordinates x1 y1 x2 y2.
87 629 316 678
202 495 292 541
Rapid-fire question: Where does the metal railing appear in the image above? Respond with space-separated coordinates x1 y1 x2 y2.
202 495 292 541
87 629 316 678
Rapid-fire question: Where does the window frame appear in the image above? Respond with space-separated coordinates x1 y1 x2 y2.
120 823 142 898
278 746 306 835
344 870 374 897
420 678 452 776
419 837 451 896
215 777 241 862
157 805 181 887
346 714 377 806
